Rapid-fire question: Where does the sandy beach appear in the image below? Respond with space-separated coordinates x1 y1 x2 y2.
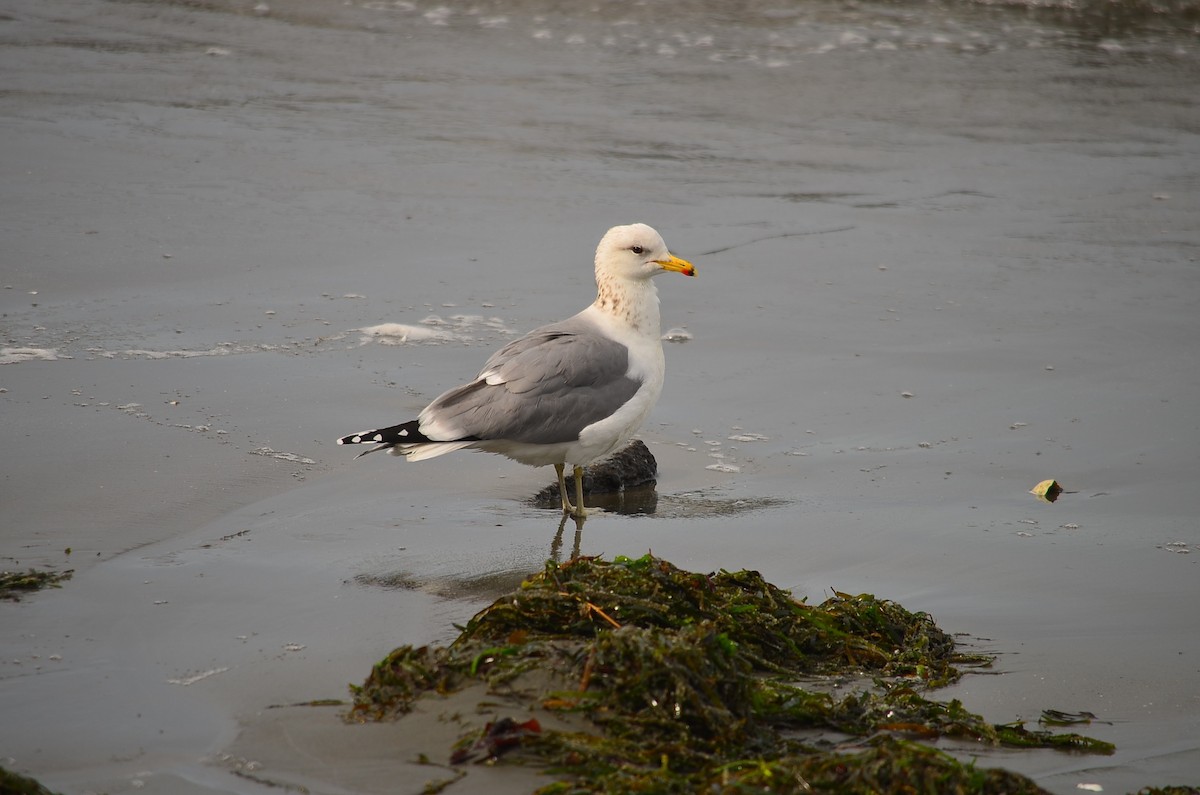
2 0 1198 792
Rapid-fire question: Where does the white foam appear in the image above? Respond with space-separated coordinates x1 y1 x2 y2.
363 1 416 10
359 323 455 344
0 347 60 365
111 348 237 360
250 447 316 465
167 667 229 686
359 315 517 347
424 6 451 25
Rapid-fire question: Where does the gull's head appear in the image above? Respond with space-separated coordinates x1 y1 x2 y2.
595 223 697 282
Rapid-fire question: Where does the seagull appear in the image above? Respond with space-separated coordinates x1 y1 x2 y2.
337 223 696 519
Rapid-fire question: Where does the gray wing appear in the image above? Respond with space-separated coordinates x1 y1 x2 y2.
423 320 641 445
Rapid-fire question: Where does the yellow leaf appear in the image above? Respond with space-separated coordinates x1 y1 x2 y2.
1030 479 1063 503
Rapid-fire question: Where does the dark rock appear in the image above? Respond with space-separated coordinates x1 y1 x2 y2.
531 440 658 508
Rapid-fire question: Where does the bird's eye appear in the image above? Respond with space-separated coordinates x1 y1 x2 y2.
630 245 645 255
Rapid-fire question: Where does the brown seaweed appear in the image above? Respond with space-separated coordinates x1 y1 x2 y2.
349 554 1123 794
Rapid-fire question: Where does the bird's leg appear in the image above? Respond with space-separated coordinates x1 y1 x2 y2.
555 463 577 515
572 465 588 519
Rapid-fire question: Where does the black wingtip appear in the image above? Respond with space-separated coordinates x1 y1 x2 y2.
337 420 428 450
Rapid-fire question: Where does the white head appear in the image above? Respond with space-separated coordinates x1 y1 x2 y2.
594 223 696 282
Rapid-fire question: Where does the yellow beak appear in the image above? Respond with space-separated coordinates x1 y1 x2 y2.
656 253 697 277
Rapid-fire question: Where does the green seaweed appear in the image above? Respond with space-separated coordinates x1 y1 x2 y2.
0 568 73 602
0 766 64 795
348 554 1121 793
705 735 1055 795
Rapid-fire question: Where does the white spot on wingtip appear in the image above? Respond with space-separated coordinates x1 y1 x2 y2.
398 429 408 437
372 433 383 442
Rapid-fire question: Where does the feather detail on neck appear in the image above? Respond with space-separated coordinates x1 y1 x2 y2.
593 273 661 336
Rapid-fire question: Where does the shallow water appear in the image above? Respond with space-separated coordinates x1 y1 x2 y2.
2 0 1198 792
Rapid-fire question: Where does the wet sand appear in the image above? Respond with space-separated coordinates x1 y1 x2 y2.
2 0 1198 792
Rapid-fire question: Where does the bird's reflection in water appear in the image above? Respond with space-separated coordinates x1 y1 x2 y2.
550 514 583 563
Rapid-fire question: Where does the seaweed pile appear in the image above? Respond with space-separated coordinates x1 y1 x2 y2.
0 765 65 795
0 568 73 602
349 554 1118 794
